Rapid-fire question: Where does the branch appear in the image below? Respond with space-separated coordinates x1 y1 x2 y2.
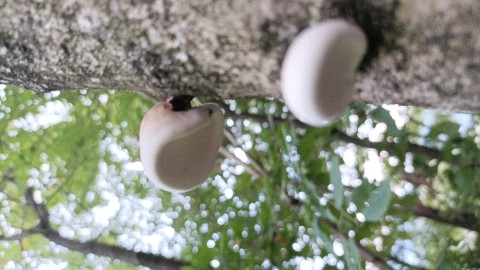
219 146 262 179
329 221 427 270
413 201 480 233
25 187 50 229
398 171 432 188
388 254 426 270
222 129 267 178
25 188 189 270
41 228 188 270
0 228 40 242
356 245 393 270
327 223 393 270
223 109 443 159
331 129 442 160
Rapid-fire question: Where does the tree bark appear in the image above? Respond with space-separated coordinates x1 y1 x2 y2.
1 0 480 112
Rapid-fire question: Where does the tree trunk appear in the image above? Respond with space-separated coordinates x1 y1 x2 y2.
1 0 479 112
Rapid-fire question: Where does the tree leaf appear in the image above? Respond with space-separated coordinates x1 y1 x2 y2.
351 181 373 210
298 126 333 158
361 180 391 221
312 222 334 254
342 237 362 270
371 107 403 137
427 120 460 140
304 181 338 223
330 155 343 208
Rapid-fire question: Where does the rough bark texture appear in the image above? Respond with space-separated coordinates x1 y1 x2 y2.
1 0 479 112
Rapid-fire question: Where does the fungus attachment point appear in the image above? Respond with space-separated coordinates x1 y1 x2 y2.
139 101 224 192
281 19 367 127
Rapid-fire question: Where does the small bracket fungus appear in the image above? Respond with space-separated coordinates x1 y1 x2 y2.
139 98 224 192
281 19 368 127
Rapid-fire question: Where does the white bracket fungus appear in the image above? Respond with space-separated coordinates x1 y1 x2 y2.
281 19 368 126
139 100 224 192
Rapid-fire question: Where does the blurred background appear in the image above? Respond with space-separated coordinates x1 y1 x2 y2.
0 85 479 269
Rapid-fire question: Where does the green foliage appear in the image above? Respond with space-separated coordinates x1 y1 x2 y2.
357 180 391 222
0 87 479 270
330 155 344 208
371 107 404 137
427 120 461 141
342 238 362 270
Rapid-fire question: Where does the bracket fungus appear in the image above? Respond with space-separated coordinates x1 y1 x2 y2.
281 19 368 126
139 99 224 192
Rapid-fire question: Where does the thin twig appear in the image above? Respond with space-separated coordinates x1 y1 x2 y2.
0 229 40 241
331 129 443 160
223 109 443 160
219 146 261 179
222 129 267 177
202 100 268 177
326 222 393 270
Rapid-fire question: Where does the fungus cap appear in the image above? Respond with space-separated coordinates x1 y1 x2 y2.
139 102 224 192
281 19 367 126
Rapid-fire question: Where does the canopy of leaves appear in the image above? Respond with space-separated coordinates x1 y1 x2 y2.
0 85 479 269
